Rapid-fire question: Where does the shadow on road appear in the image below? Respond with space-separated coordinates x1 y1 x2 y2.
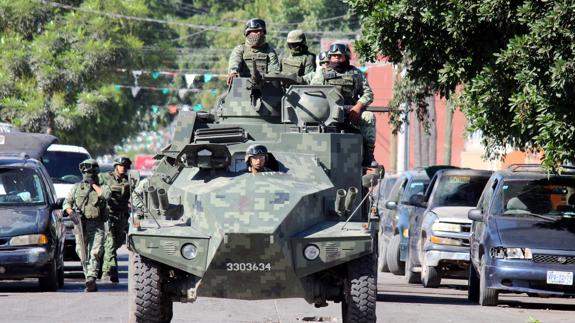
378 291 470 305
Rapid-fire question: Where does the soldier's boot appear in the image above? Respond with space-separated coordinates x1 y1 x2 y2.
109 268 119 283
85 277 98 292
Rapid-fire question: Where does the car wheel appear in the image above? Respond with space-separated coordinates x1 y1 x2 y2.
341 253 377 323
421 254 441 288
479 256 498 306
386 235 405 275
378 233 390 273
39 260 59 292
132 253 173 323
404 249 421 284
467 263 480 303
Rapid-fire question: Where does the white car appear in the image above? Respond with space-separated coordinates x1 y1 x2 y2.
42 144 92 199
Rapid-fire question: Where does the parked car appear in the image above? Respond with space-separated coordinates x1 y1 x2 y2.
468 165 575 306
406 168 492 287
379 169 429 277
42 144 91 260
0 133 66 291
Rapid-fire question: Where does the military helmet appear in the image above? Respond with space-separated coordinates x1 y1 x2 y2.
287 29 306 44
318 51 329 64
113 156 132 169
244 144 268 167
244 18 266 36
328 43 351 59
79 158 99 174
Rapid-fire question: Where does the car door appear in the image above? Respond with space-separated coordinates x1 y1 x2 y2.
471 176 497 268
408 174 439 266
381 175 407 243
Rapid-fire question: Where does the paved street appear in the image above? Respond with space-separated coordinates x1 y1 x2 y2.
0 247 573 323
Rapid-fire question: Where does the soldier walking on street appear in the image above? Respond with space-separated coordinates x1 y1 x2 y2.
280 29 316 76
310 43 376 166
99 156 134 283
227 18 280 85
63 159 111 292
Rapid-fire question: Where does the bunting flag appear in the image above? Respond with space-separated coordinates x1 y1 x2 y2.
162 88 170 95
184 74 197 88
358 66 368 73
210 89 219 96
151 71 161 79
178 89 189 100
131 86 141 98
203 74 213 82
193 103 203 111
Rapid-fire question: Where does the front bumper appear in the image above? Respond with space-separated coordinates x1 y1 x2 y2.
0 247 52 279
485 259 575 296
424 245 469 267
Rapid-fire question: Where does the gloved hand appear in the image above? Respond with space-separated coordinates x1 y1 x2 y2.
69 211 81 225
85 177 96 186
227 72 238 86
348 102 364 126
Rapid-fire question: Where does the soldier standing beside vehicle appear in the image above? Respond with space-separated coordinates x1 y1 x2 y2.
310 43 376 165
99 156 133 283
280 29 316 76
245 144 271 174
227 18 280 85
63 159 111 292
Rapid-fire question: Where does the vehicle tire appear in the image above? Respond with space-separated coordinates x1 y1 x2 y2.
128 251 137 323
467 263 480 303
133 254 173 323
57 257 65 288
342 254 377 323
386 235 405 275
479 256 498 306
421 264 441 288
404 249 421 284
378 233 390 273
39 260 59 292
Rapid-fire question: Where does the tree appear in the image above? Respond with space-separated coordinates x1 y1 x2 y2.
347 0 575 168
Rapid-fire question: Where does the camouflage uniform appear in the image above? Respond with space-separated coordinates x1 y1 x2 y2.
310 66 376 159
281 51 316 76
228 43 280 77
131 177 150 212
99 171 133 279
63 179 111 281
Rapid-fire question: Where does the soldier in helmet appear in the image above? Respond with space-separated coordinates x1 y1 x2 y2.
310 43 376 166
98 156 134 283
245 144 271 174
318 51 329 69
63 159 111 292
227 18 280 86
280 29 316 77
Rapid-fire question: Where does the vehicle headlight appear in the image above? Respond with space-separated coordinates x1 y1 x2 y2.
304 244 320 261
432 222 462 233
402 228 409 238
430 236 462 246
10 234 49 246
181 243 198 260
491 247 532 260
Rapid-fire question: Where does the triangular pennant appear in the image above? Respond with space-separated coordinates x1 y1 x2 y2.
131 86 141 98
203 74 213 82
358 66 368 73
132 70 142 78
151 71 161 79
178 89 188 100
193 103 203 111
162 88 170 95
184 74 197 88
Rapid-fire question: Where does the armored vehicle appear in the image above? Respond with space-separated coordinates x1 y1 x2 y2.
127 70 380 323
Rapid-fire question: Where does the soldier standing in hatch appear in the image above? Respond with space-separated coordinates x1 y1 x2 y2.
310 43 376 166
227 18 280 85
303 51 328 84
245 144 272 174
280 29 316 76
99 156 133 283
63 159 111 292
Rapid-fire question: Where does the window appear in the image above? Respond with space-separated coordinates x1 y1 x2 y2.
0 168 46 205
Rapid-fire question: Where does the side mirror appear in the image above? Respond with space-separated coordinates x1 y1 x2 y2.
54 197 65 209
409 193 427 208
468 208 483 222
385 201 397 210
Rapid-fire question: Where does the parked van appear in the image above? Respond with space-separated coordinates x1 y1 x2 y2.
42 144 92 199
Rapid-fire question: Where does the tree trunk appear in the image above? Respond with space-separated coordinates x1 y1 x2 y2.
427 96 437 165
413 110 421 168
444 99 454 165
390 132 397 173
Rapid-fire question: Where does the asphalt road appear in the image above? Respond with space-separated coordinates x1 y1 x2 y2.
0 247 573 323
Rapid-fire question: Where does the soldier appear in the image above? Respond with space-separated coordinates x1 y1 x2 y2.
227 18 280 85
99 156 133 283
131 176 149 214
63 159 111 292
310 43 376 166
280 29 316 76
245 144 271 174
302 51 328 84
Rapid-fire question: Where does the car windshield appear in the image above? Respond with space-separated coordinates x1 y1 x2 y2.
0 168 46 205
401 180 429 202
43 151 90 184
500 177 575 217
432 174 490 207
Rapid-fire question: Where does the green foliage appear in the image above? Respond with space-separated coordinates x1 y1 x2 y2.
348 0 575 167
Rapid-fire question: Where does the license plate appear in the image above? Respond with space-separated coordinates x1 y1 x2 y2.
547 271 573 285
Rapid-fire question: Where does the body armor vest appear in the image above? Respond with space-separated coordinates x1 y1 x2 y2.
102 172 130 213
241 44 270 76
282 55 305 76
74 183 105 219
323 68 361 105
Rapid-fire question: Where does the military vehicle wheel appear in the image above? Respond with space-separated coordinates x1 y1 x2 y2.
133 254 173 323
386 234 404 275
128 251 137 323
342 254 377 323
479 256 498 306
39 260 58 292
467 264 480 303
404 250 421 284
377 232 390 273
